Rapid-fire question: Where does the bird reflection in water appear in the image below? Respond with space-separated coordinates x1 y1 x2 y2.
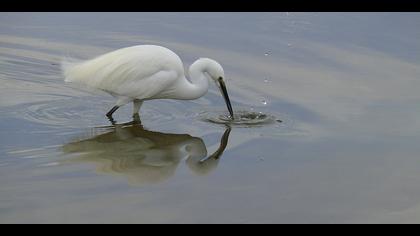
62 120 231 185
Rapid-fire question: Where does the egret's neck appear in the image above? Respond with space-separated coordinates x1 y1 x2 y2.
183 59 210 99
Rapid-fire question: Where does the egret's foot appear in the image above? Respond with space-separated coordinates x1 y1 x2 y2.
131 114 142 126
132 113 142 125
107 115 117 125
106 105 120 125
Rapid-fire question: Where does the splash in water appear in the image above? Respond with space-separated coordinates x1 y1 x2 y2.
202 110 281 126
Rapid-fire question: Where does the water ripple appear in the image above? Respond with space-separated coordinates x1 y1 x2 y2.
7 98 107 128
197 108 287 128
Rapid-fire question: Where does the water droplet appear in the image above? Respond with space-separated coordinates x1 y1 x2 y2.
250 107 254 111
287 43 292 47
261 99 267 105
264 52 270 56
264 78 270 83
258 156 265 161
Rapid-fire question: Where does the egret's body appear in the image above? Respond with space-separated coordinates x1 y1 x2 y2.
62 45 233 121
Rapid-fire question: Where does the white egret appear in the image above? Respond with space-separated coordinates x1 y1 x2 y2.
61 45 234 122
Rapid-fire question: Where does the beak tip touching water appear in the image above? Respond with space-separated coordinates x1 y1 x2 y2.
218 78 234 119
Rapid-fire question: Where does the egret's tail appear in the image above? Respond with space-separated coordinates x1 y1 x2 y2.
61 57 83 83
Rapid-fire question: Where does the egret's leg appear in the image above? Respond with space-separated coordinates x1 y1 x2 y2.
132 99 143 123
106 106 119 125
133 99 143 115
106 96 131 123
106 106 119 118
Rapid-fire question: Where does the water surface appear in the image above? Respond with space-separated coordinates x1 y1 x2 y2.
1 13 420 223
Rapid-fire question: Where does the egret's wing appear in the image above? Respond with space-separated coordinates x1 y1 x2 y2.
110 69 179 99
63 47 182 99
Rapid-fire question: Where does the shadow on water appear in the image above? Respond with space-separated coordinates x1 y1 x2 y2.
62 119 231 185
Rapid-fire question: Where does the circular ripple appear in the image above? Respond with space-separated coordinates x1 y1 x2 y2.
9 97 109 129
8 98 187 129
201 110 281 127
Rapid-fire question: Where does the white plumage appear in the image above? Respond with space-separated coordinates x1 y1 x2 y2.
61 45 233 122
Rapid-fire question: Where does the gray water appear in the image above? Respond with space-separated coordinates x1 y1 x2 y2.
1 12 420 223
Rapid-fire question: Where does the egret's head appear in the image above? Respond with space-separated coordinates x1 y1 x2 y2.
199 58 233 118
201 58 225 81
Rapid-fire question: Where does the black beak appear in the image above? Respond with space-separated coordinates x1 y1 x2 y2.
218 77 234 119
